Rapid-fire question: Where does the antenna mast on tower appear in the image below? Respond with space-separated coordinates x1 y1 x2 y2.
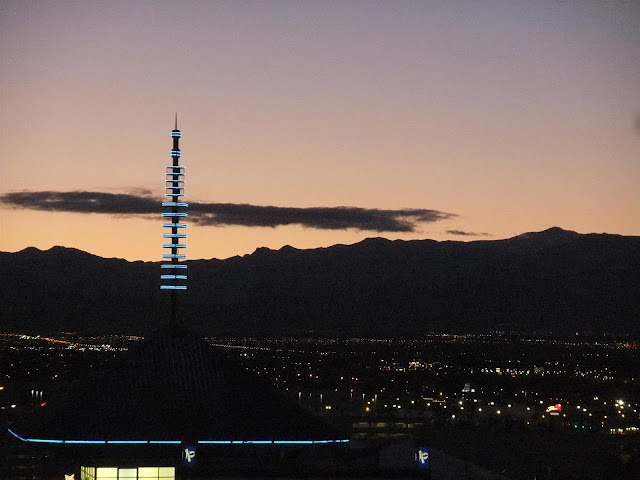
160 115 188 324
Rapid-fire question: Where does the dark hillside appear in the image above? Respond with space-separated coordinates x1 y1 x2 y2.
1 228 639 335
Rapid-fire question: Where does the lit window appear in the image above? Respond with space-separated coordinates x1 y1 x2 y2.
137 468 158 479
96 468 117 479
81 466 96 480
158 467 175 479
82 467 175 480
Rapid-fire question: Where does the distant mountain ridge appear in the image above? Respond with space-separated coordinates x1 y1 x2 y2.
1 228 639 336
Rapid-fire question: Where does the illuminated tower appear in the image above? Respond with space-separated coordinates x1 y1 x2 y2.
160 115 187 323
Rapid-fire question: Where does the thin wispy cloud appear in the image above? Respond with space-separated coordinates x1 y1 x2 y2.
446 229 491 237
0 190 456 233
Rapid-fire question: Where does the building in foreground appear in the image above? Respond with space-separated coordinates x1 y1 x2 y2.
6 120 430 479
10 326 356 479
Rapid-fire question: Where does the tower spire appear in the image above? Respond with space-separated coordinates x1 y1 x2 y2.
161 116 188 324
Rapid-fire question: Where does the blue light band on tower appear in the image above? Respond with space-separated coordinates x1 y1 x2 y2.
161 115 188 323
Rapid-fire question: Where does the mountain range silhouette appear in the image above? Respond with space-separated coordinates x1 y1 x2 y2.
1 227 638 336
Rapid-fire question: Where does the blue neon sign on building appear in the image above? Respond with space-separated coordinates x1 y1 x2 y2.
416 447 430 470
183 445 196 468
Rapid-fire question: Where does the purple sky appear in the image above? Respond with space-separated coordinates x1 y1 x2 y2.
1 1 638 260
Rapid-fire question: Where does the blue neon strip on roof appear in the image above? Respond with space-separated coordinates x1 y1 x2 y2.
65 440 106 444
162 254 187 259
161 275 188 280
166 187 184 190
161 202 188 207
161 264 187 269
166 165 186 169
106 440 147 444
165 194 185 197
162 213 188 217
171 131 182 137
274 440 313 444
160 285 187 290
162 244 187 248
171 150 181 157
162 223 187 228
8 430 349 445
8 429 64 444
165 173 185 176
194 440 347 445
162 233 187 238
8 430 28 441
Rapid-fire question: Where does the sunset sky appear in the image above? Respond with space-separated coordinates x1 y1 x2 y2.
1 1 638 261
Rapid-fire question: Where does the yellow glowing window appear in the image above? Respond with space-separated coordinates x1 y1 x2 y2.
80 466 96 480
96 468 117 479
137 468 158 479
158 467 175 478
83 466 175 480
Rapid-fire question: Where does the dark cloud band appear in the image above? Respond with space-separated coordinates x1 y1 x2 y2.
446 229 491 237
0 190 456 233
